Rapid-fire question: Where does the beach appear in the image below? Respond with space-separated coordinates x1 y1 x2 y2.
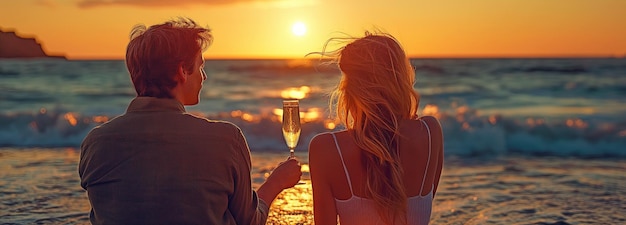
1 147 624 224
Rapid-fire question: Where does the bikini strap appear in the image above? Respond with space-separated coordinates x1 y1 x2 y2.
419 119 432 195
331 132 354 195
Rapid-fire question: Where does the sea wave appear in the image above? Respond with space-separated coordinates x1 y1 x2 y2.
2 58 625 158
1 104 624 158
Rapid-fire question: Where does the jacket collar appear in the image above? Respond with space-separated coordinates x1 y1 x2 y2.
126 97 186 113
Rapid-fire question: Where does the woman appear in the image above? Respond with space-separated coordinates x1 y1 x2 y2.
308 32 444 225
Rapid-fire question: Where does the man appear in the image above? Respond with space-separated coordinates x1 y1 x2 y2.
79 18 301 225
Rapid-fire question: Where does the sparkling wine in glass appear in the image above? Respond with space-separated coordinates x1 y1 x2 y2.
282 99 301 158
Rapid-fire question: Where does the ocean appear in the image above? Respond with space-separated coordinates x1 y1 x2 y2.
1 58 625 224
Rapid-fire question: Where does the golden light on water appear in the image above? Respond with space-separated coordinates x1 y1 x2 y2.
566 118 588 129
64 112 78 126
488 115 498 125
231 110 260 122
272 108 282 118
526 118 545 127
267 180 314 224
281 86 311 99
422 104 440 118
324 120 336 130
300 164 310 173
241 113 255 122
456 105 469 115
231 110 244 117
301 107 321 123
92 116 109 123
273 107 322 123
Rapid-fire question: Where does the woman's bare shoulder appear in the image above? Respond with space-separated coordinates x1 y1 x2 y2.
418 115 440 124
310 132 333 145
417 116 444 152
308 132 337 157
418 116 442 132
309 130 351 161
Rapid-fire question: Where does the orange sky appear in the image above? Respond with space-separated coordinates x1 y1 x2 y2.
1 0 625 59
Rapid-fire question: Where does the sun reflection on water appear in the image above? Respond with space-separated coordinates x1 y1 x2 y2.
63 112 78 126
281 86 311 99
92 115 109 123
273 107 324 124
422 104 441 118
566 118 588 129
267 180 314 225
324 120 336 130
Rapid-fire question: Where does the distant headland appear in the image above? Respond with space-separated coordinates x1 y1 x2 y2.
0 28 66 59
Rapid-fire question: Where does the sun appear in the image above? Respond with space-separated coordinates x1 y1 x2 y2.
291 21 307 37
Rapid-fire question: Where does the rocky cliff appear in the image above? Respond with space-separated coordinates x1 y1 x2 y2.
0 28 66 59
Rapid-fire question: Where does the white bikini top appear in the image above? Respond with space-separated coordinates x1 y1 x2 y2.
331 119 433 225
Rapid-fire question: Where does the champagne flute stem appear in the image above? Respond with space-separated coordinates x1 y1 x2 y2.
289 148 295 158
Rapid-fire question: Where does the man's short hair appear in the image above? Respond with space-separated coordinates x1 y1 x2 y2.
125 17 213 98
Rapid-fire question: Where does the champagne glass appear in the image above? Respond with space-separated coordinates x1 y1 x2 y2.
282 99 301 158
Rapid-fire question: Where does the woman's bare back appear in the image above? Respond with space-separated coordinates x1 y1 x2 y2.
321 116 443 200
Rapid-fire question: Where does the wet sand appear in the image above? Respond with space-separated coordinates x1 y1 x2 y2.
1 148 625 224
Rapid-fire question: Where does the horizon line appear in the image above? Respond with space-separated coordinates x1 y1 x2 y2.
56 54 625 61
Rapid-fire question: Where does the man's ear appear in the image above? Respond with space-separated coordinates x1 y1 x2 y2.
176 64 188 83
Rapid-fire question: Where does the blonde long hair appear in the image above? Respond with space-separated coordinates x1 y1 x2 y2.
318 32 420 224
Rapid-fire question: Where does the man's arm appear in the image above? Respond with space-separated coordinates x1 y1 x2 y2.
228 126 269 225
227 125 302 225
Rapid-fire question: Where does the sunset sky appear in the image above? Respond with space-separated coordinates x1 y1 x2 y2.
1 0 625 59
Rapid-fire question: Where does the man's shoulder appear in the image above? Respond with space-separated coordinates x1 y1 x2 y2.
184 114 241 132
82 113 244 143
